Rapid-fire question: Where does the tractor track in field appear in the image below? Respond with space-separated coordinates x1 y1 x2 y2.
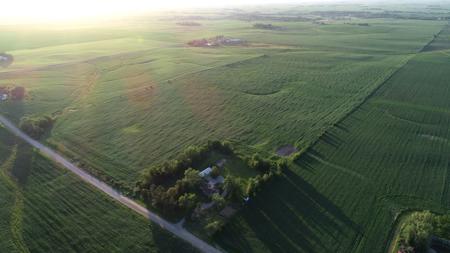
0 115 222 253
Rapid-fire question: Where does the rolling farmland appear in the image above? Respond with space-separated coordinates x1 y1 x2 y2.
215 25 450 253
0 17 442 187
1 4 450 253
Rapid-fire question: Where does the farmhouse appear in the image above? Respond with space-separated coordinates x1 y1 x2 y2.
199 167 225 196
199 167 213 177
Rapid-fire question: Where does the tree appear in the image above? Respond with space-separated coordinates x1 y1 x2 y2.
178 193 198 212
435 214 450 238
19 115 54 139
212 193 226 210
182 168 202 191
210 166 221 179
11 86 25 100
223 176 243 202
247 154 272 173
205 220 224 236
399 211 435 253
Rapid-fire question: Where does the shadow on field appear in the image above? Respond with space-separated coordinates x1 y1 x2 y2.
216 169 360 253
294 149 323 171
11 142 33 185
151 225 198 253
321 131 343 148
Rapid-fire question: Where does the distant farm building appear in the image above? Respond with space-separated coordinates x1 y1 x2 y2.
188 36 246 47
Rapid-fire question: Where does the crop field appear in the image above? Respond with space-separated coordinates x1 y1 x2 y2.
0 127 197 253
1 4 450 253
0 17 442 187
214 25 450 253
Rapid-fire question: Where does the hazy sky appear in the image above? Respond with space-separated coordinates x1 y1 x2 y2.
2 0 440 22
2 0 298 22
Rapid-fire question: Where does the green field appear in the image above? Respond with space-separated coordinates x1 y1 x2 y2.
0 16 443 187
214 23 450 253
0 127 197 253
1 3 450 252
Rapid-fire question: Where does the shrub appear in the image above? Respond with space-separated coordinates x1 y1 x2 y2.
210 166 221 179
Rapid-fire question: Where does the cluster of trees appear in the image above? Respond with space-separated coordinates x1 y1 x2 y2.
399 211 450 253
0 86 26 100
253 23 283 30
137 141 234 216
140 168 202 216
139 140 233 188
345 22 370 26
246 156 287 197
188 36 245 47
19 115 54 139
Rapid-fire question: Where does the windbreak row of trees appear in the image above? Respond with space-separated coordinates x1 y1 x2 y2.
245 154 287 197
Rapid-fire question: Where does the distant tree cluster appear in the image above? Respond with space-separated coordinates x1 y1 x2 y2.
188 36 245 47
176 21 201 26
253 23 283 30
19 115 54 139
345 22 370 26
398 211 450 253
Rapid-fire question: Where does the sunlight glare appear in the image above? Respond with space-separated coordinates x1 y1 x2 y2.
1 0 286 23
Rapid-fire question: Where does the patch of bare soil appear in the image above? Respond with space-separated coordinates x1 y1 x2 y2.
276 144 298 157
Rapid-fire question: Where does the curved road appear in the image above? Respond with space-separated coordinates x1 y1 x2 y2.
0 115 222 253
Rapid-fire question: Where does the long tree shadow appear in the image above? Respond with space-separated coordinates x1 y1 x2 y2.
294 148 323 171
11 141 33 185
217 170 361 253
321 131 343 148
151 224 199 253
